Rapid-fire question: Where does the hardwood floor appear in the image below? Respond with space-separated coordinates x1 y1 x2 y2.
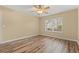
0 35 79 53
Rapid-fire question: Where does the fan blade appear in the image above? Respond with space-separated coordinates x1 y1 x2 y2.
45 7 50 9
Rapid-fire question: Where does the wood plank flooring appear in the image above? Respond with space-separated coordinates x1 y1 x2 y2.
0 35 79 53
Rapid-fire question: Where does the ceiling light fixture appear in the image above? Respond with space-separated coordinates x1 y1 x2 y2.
32 5 50 15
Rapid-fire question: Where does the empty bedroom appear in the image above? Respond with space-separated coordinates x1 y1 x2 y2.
0 5 79 53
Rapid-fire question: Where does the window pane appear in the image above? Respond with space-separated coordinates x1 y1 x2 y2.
45 17 63 32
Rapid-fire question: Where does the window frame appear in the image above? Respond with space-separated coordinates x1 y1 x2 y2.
45 17 63 33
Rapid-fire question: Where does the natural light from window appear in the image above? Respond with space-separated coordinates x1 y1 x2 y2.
45 17 63 33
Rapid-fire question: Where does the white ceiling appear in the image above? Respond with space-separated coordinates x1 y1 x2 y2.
4 5 79 17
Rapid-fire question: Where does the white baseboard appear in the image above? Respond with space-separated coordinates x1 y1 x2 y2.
0 34 38 44
1 34 79 46
41 34 77 42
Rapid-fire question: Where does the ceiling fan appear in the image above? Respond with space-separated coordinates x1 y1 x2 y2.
32 5 50 15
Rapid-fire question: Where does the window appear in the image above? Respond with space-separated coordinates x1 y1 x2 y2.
45 17 63 33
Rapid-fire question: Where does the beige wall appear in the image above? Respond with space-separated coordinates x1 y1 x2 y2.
78 8 79 40
40 9 78 41
0 6 39 41
0 6 78 42
0 11 2 41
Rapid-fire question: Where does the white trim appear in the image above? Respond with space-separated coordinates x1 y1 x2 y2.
41 34 77 42
0 34 38 44
1 34 79 46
